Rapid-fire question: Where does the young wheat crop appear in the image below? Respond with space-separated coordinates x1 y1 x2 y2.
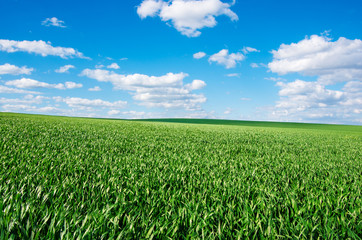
0 113 361 239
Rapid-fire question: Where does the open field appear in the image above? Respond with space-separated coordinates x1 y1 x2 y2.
134 118 362 133
0 112 361 239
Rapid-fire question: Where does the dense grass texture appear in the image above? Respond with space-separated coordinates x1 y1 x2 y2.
134 118 362 133
1 112 361 239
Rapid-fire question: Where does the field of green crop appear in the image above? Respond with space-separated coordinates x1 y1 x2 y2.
1 112 361 239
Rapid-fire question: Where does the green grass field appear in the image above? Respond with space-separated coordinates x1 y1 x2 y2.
1 112 361 239
134 118 362 133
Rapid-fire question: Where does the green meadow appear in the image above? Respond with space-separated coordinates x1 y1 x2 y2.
1 112 361 239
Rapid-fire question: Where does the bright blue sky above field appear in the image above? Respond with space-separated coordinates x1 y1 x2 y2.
1 0 362 124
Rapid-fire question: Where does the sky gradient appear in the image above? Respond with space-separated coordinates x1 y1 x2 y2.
1 0 362 124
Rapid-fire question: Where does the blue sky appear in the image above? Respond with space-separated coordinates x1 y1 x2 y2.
1 0 362 124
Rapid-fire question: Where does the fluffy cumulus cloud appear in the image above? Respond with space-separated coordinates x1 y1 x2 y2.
0 95 48 105
108 110 120 115
0 94 128 117
0 39 87 59
81 69 187 88
185 79 206 90
269 34 362 84
41 17 66 28
208 49 244 69
54 97 127 110
267 34 362 123
1 104 58 113
342 81 362 109
0 85 40 94
81 69 206 110
88 86 101 91
137 0 164 18
0 63 33 75
64 82 82 89
137 0 238 37
107 63 120 69
193 51 206 59
271 79 362 123
0 95 58 114
95 64 105 69
6 78 65 89
276 80 344 109
55 65 75 73
5 78 82 90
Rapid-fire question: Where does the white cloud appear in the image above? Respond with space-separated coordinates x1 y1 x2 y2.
5 78 82 90
250 63 259 68
0 95 57 114
0 95 48 105
108 110 120 115
193 51 206 59
0 63 33 75
242 47 259 54
185 79 206 90
276 80 344 104
183 110 216 119
121 111 147 119
0 85 41 94
41 17 66 28
0 39 88 59
342 81 362 93
132 88 206 110
226 73 239 77
271 79 362 123
88 86 101 91
65 81 82 89
81 69 188 88
341 81 362 107
1 104 37 112
1 103 59 114
0 95 129 117
224 107 232 114
240 97 251 101
107 63 120 69
137 0 165 18
137 0 238 37
264 77 285 82
95 64 105 69
120 57 128 61
269 34 362 84
81 69 207 110
208 49 244 69
55 65 75 73
6 78 65 89
55 97 127 110
266 34 362 123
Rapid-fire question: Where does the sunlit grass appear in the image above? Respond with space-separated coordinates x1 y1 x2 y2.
1 113 361 239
